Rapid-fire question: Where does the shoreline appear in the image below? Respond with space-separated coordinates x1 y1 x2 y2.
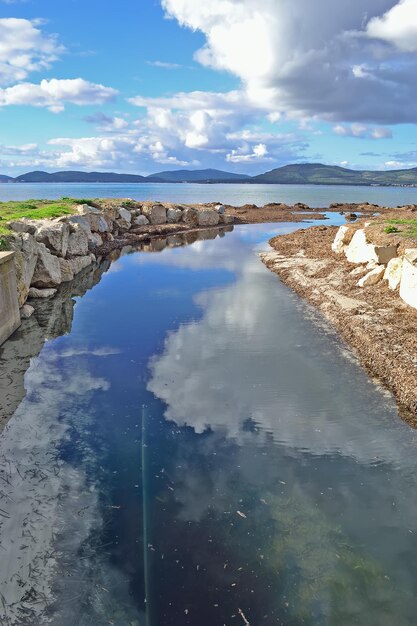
261 223 417 422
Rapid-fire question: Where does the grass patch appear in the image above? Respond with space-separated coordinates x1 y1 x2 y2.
385 218 417 239
0 198 87 235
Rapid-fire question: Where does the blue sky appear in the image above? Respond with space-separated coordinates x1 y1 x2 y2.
0 0 417 175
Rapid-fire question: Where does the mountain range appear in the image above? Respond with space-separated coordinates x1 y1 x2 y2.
2 164 417 186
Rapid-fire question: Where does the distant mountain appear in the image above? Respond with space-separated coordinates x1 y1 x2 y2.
149 169 250 183
14 170 159 183
0 174 15 183
252 163 417 186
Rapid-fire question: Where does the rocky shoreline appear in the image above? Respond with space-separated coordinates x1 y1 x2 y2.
261 213 417 421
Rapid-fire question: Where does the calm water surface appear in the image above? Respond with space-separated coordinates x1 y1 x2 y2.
1 181 417 207
1 221 417 625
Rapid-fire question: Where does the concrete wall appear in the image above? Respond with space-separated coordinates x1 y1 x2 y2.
0 251 20 346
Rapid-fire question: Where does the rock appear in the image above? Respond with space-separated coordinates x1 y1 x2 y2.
399 250 417 310
115 218 131 232
384 257 403 290
346 229 376 264
31 244 62 288
357 265 385 287
67 215 92 235
374 245 398 265
142 204 167 225
20 304 34 319
28 287 57 299
197 210 220 227
34 220 70 257
89 233 103 247
118 207 132 223
59 258 74 282
76 204 101 215
219 214 234 225
8 219 37 235
331 225 356 254
167 208 182 224
182 208 199 226
215 204 226 215
69 255 94 276
88 214 112 233
133 215 150 226
9 233 40 306
67 224 89 256
345 212 358 221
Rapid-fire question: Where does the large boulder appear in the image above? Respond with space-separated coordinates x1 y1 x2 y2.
66 215 92 236
384 257 403 290
69 255 94 276
331 225 356 254
399 250 417 310
197 210 219 227
58 258 74 282
142 204 167 225
67 224 89 256
182 208 199 226
8 219 37 235
345 229 376 264
167 208 182 224
357 265 385 287
31 244 62 288
28 287 57 299
8 234 41 306
118 207 132 223
133 215 150 226
34 220 70 257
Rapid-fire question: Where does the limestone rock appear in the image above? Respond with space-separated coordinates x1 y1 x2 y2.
28 287 57 299
8 234 40 306
357 265 385 287
219 214 234 225
133 215 150 226
346 229 376 264
167 208 182 224
89 233 103 247
69 255 94 276
115 218 131 231
59 258 74 282
142 204 167 225
215 204 226 215
31 244 62 288
67 224 89 256
374 245 398 265
118 207 132 222
8 219 37 235
67 215 92 235
34 220 70 257
76 204 101 215
20 304 34 319
182 208 199 226
399 250 417 310
331 225 355 254
197 210 219 227
384 257 403 290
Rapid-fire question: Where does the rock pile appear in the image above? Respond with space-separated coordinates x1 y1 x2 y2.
5 201 234 310
332 224 417 310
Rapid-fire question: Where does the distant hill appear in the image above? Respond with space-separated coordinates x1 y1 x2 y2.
149 169 250 183
14 170 158 183
252 163 417 186
3 164 417 186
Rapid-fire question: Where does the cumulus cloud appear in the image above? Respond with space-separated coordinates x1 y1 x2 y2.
366 0 417 51
0 18 63 86
0 78 117 112
161 0 417 124
333 124 393 139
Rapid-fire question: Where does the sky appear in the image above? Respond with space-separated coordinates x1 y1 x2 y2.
1 0 417 175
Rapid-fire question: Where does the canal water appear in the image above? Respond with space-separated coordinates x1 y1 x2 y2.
1 221 417 625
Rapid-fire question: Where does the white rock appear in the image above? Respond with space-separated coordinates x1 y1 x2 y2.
399 250 417 310
215 204 226 214
118 207 132 222
384 257 403 290
20 304 34 319
357 265 385 287
133 215 150 226
345 229 376 264
76 204 101 215
197 209 219 227
34 220 70 257
28 287 57 299
31 244 62 288
331 225 355 254
142 204 167 225
67 224 89 256
167 208 182 223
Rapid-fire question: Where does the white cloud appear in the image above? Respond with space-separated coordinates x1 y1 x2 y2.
146 60 184 69
0 78 117 112
366 0 417 51
333 124 392 139
161 0 417 124
0 18 63 86
227 142 269 163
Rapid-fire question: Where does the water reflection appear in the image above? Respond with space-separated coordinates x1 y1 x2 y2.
1 222 417 625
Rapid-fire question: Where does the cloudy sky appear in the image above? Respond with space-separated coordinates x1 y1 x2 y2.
1 0 417 175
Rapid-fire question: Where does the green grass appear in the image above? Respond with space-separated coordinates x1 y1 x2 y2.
0 198 88 235
385 218 417 239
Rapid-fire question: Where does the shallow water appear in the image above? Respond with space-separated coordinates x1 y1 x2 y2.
1 181 417 207
1 222 417 625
